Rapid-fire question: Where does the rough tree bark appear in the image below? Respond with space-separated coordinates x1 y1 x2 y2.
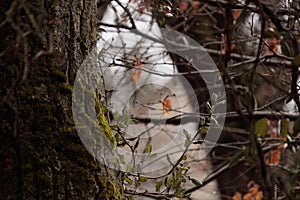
0 0 122 199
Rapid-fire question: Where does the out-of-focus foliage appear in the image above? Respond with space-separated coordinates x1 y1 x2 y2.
155 0 300 199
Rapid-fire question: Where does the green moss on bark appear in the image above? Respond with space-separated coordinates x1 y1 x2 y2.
0 0 123 199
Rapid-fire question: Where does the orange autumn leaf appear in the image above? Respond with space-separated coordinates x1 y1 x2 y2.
243 193 253 200
132 69 142 84
264 128 287 165
255 191 263 200
179 1 189 12
232 192 242 200
132 58 143 84
232 10 242 21
243 181 263 200
179 1 200 14
265 143 287 166
191 1 200 15
232 181 263 200
264 37 281 54
134 58 142 66
265 149 281 165
243 191 263 200
130 0 151 14
248 184 259 196
162 98 172 114
137 0 151 14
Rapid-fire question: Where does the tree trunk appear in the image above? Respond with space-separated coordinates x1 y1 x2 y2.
0 0 122 199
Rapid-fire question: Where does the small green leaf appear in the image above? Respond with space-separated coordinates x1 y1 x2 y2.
190 177 203 186
199 127 208 135
139 176 148 182
280 118 289 140
293 115 300 133
183 129 190 140
255 118 269 137
166 177 173 189
125 177 133 185
156 181 163 192
184 139 190 148
161 17 166 26
292 56 300 67
183 129 191 148
145 144 152 155
175 192 184 198
199 116 206 126
229 151 244 168
126 166 132 173
176 170 183 178
182 154 187 161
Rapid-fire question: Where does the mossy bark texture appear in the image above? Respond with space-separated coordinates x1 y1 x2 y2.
0 0 122 199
